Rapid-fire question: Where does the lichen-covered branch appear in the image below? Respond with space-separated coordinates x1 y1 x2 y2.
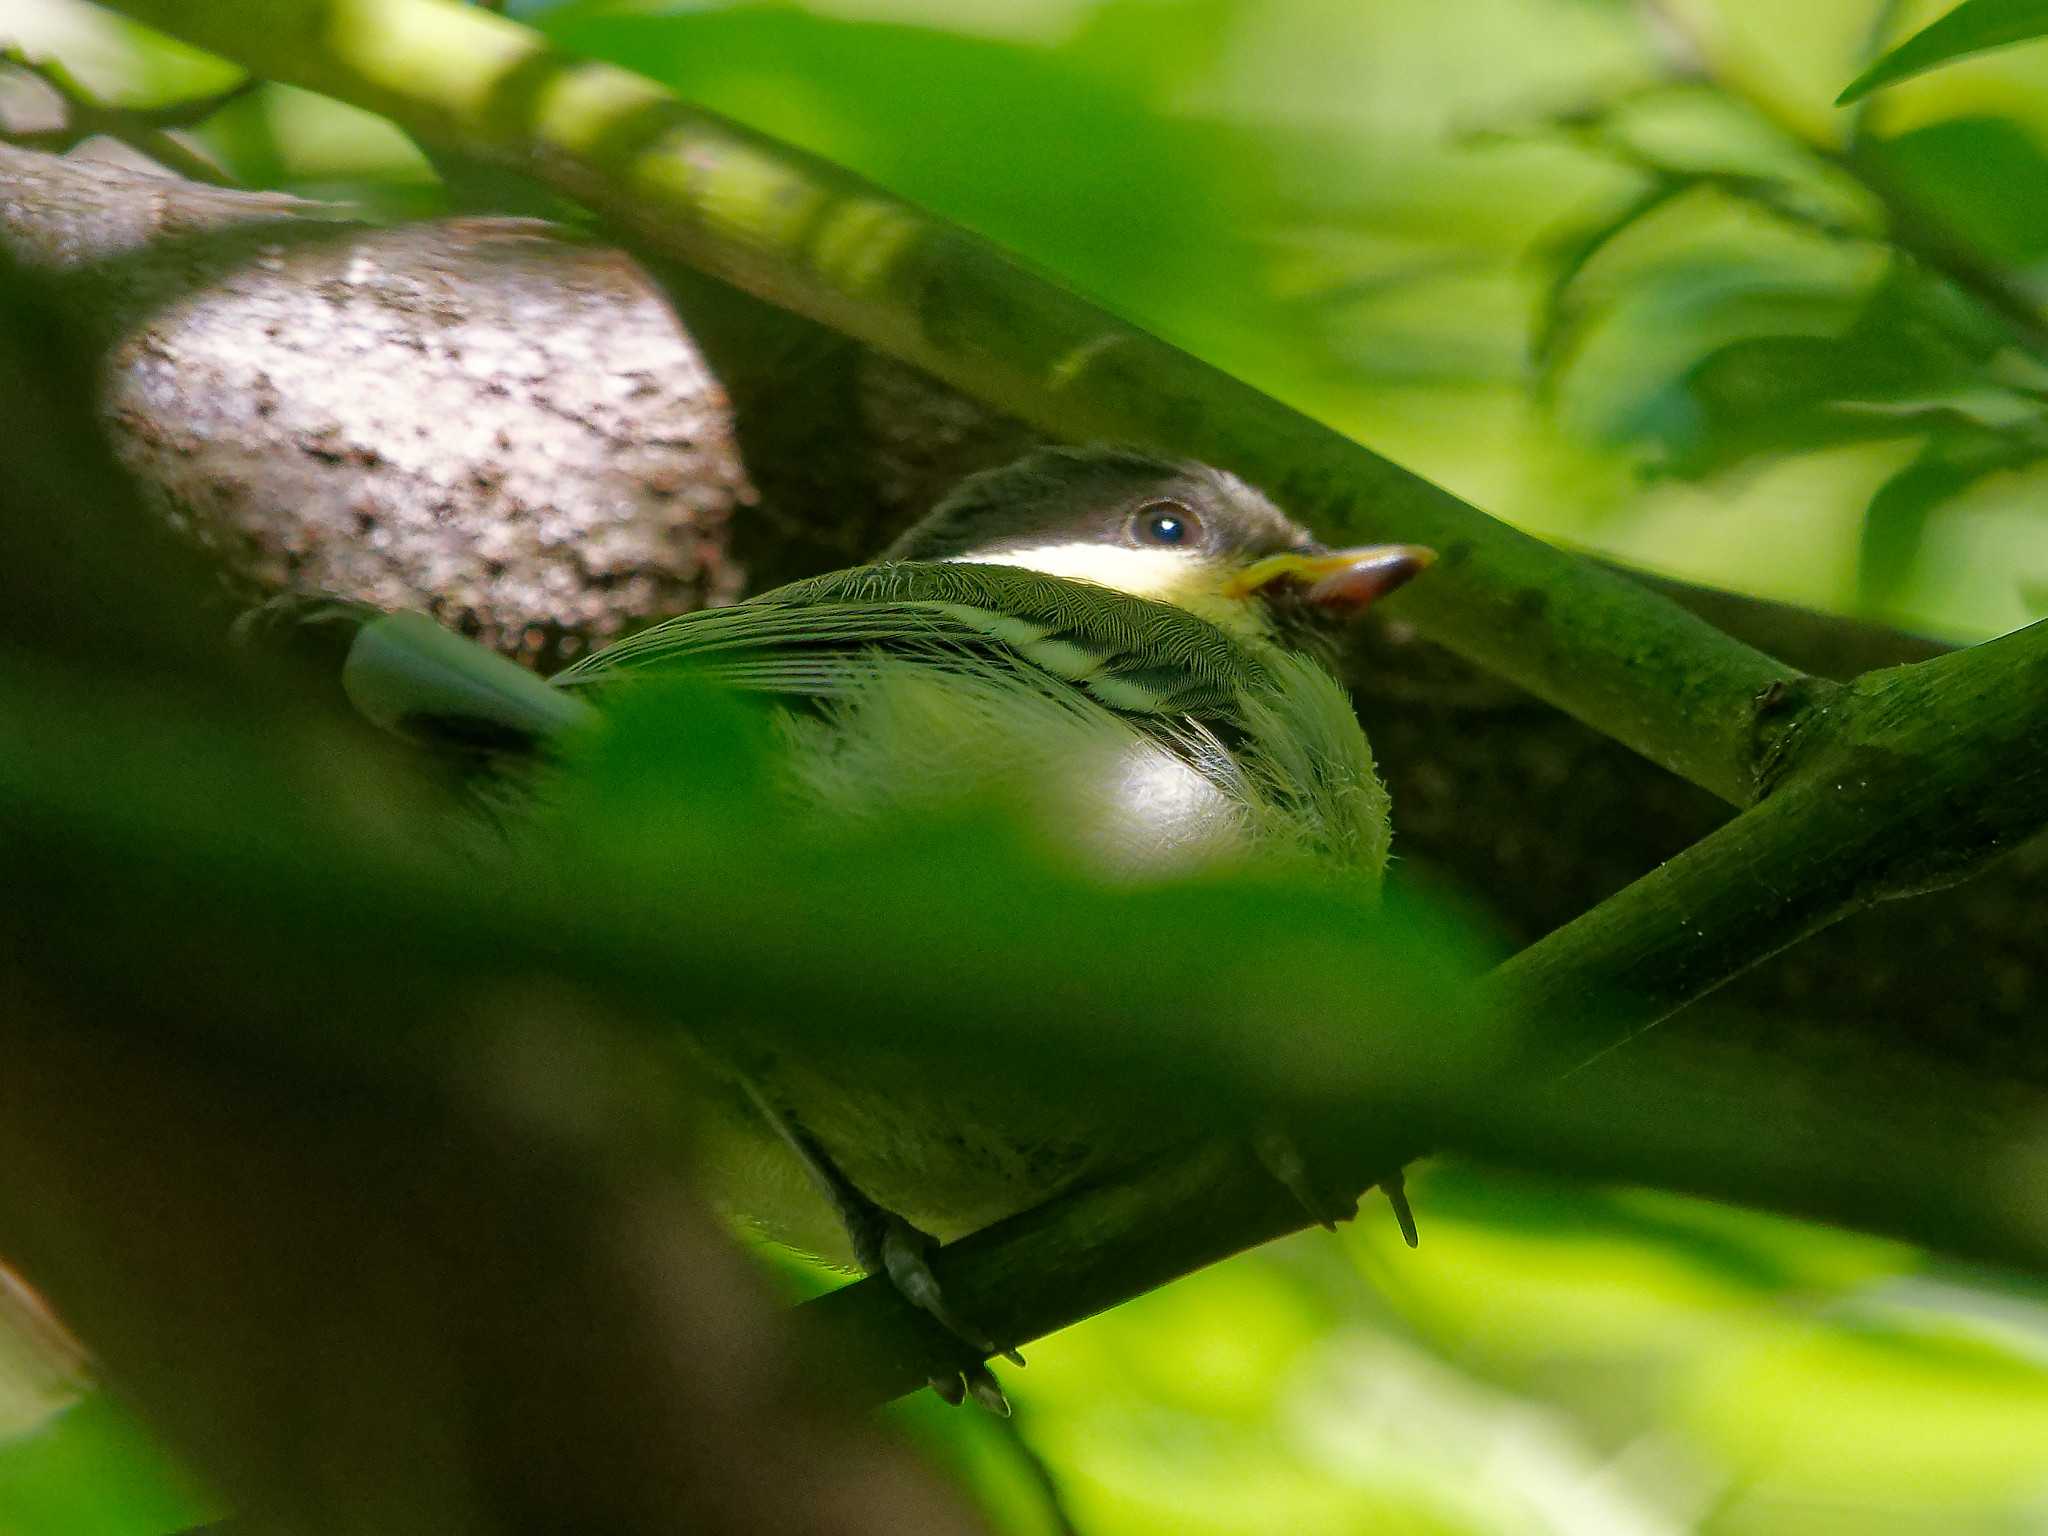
93 0 1803 807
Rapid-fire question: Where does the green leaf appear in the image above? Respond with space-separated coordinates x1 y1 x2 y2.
1868 116 2048 266
1591 259 2014 477
1530 176 1698 387
0 1396 214 1536
1838 0 2048 105
1856 442 2015 608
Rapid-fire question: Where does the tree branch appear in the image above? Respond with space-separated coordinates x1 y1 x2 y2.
91 0 1804 808
799 1024 2048 1406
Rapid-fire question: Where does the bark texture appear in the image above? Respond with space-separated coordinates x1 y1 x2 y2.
3 145 755 660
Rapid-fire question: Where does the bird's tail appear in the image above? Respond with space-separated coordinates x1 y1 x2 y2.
340 609 597 754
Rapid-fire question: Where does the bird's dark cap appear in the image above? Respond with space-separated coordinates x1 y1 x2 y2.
886 444 1314 565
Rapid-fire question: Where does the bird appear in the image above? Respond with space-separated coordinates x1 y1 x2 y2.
326 444 1433 1409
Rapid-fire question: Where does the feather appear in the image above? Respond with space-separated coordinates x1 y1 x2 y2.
555 563 1261 727
344 611 596 752
553 561 1386 884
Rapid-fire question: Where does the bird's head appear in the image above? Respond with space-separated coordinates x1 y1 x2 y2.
883 446 1433 652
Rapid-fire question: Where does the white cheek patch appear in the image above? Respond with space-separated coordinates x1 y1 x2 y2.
946 543 1217 603
946 542 1280 645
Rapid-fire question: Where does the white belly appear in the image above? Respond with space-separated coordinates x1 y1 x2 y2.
774 664 1252 878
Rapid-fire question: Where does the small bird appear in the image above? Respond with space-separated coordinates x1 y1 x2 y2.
332 445 1432 1408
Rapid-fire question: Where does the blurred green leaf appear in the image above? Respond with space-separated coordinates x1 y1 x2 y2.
1839 0 2048 104
0 0 241 106
194 81 443 215
0 1397 213 1536
1682 1313 2048 1503
537 3 1287 361
1595 259 2022 478
1856 435 2043 607
1532 176 1699 384
1869 115 2048 266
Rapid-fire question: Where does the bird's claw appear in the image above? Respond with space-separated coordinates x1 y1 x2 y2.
874 1215 1022 1362
736 1080 1022 1409
1253 1129 1421 1248
964 1362 1012 1416
1383 1167 1420 1248
1252 1126 1346 1231
925 1361 1011 1415
864 1212 1023 1411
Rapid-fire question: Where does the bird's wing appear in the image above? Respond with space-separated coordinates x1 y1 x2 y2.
552 561 1271 733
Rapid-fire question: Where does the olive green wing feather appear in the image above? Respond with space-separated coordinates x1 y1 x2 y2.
553 562 1270 731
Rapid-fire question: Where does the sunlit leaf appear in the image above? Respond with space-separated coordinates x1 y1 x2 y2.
1838 0 2048 105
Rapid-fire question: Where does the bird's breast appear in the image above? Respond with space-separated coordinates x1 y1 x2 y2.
696 648 1382 1260
773 660 1254 878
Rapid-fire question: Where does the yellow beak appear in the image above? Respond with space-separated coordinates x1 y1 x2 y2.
1221 545 1437 613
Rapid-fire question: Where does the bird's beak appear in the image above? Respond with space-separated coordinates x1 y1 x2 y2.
1221 544 1437 614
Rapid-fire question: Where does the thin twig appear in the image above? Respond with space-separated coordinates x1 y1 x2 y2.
0 47 254 185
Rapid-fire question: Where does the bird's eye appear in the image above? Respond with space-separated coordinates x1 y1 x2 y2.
1131 500 1201 548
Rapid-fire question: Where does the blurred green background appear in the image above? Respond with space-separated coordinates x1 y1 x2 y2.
7 0 2048 1532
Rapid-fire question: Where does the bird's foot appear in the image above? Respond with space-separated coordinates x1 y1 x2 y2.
851 1209 1024 1412
736 1076 1023 1411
